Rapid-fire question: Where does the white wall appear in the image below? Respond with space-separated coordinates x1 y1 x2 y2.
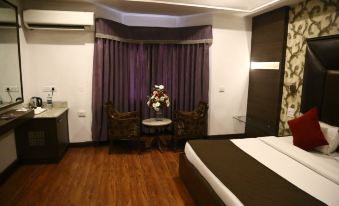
18 1 94 143
20 30 94 143
0 130 17 172
17 3 251 143
208 15 251 135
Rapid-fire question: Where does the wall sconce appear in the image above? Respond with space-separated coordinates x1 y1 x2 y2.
250 62 280 70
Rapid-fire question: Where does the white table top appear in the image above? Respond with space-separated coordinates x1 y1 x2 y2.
34 108 68 118
142 118 172 127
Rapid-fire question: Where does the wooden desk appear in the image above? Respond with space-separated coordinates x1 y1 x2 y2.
15 108 69 163
0 110 34 136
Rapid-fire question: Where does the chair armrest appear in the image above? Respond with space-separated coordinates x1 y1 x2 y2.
176 111 195 117
109 116 140 122
111 111 138 119
175 111 201 122
174 117 206 135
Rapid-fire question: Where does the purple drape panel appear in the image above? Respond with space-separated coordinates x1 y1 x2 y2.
149 44 209 114
92 22 211 141
92 39 150 141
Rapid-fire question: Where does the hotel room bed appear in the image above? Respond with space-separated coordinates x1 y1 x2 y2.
179 34 339 206
180 137 339 206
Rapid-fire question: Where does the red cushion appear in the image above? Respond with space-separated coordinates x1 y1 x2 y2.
288 108 328 151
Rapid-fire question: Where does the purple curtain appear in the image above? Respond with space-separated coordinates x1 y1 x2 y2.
92 19 211 141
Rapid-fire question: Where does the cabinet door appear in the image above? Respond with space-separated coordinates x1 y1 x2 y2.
56 112 69 156
15 118 57 160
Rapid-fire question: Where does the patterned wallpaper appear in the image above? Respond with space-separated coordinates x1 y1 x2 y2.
279 0 339 136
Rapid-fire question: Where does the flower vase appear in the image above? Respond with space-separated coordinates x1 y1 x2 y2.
155 111 163 121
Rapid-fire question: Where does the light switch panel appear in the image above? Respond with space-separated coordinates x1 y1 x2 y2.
4 86 19 92
43 86 56 92
78 111 86 117
218 87 225 93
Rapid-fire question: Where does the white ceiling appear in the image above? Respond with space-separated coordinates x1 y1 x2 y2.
93 0 214 16
41 0 303 16
126 0 278 12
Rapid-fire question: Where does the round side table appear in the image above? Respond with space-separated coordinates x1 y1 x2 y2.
142 118 172 152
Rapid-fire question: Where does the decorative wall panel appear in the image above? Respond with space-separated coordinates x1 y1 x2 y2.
246 7 288 137
279 0 339 136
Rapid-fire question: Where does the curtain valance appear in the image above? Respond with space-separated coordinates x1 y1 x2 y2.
95 18 213 45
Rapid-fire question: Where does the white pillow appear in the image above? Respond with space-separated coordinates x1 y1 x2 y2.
315 121 339 154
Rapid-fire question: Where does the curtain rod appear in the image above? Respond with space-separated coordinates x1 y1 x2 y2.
96 33 213 45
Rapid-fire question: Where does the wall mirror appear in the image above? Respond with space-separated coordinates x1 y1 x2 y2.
0 0 23 111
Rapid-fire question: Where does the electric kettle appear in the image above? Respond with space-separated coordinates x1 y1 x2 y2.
30 97 43 108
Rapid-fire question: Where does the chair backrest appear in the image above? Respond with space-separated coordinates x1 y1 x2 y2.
104 101 139 119
104 102 140 138
195 101 208 117
104 101 115 118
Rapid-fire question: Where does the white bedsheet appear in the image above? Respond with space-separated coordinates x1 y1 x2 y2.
260 136 339 185
185 143 243 206
184 137 339 206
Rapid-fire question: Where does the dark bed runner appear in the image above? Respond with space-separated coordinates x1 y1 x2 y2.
188 140 326 206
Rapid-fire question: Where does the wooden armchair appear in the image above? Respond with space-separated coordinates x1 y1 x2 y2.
104 102 141 154
173 101 209 149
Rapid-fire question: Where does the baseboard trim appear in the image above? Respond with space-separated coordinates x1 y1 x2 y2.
68 134 247 148
207 133 247 139
0 159 19 185
69 141 108 147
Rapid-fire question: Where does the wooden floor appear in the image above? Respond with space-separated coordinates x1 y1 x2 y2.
0 145 195 206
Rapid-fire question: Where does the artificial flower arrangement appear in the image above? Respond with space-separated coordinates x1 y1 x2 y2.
147 84 170 112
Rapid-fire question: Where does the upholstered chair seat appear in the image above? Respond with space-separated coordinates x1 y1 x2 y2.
173 101 208 149
104 102 141 154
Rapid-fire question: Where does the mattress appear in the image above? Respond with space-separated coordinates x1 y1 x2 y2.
184 136 339 206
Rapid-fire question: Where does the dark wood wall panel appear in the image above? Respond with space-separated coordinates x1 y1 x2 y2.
251 7 289 62
245 7 289 136
246 70 281 136
250 43 285 61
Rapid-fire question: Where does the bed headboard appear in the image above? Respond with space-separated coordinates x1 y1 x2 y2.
301 34 339 127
